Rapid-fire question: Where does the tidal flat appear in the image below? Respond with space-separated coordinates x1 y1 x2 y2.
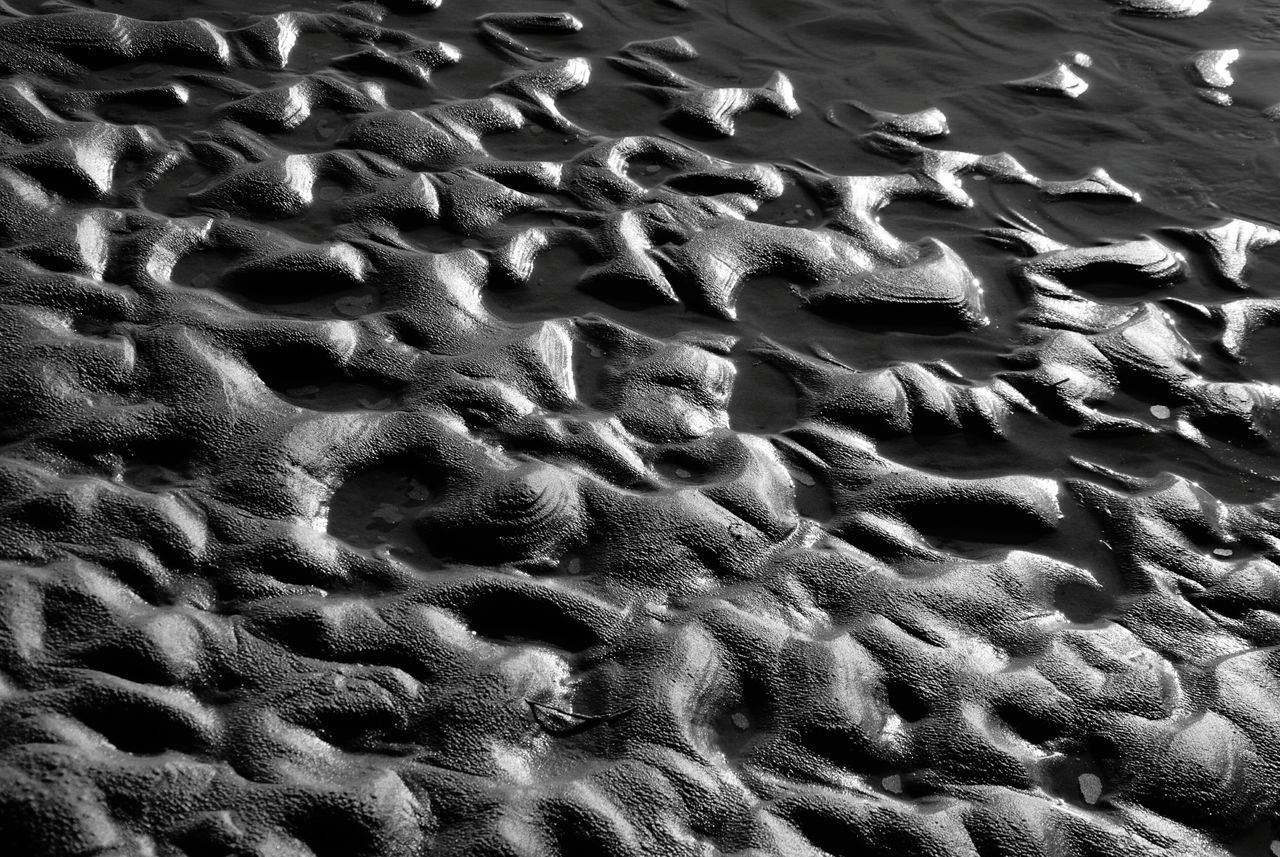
1 0 1279 854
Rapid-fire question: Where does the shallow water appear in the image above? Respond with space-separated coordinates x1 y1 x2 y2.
2 0 1280 854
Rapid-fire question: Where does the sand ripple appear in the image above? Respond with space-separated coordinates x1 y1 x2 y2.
0 1 1279 855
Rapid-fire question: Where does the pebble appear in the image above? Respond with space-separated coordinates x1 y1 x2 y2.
1079 773 1103 805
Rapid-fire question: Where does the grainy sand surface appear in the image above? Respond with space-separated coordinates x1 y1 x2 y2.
2 0 1280 854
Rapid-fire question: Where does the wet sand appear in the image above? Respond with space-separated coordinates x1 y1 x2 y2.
1 0 1280 854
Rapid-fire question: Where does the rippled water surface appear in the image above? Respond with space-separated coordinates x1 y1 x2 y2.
3 0 1280 854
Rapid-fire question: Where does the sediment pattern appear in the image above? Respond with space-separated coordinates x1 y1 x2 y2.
1 0 1279 855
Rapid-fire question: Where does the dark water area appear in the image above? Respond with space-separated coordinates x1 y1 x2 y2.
3 0 1280 855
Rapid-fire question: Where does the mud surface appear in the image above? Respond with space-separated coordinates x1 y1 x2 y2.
2 0 1280 854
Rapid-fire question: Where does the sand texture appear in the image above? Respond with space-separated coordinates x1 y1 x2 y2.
1 0 1280 854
